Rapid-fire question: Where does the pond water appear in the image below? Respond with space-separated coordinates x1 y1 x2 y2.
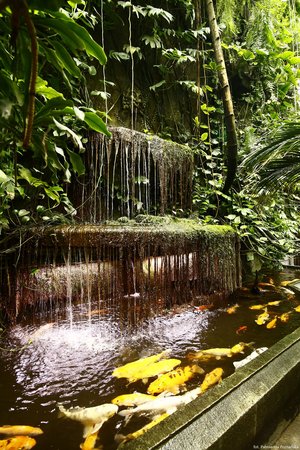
1 269 300 450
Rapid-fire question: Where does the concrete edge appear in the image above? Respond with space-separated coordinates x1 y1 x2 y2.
122 326 300 450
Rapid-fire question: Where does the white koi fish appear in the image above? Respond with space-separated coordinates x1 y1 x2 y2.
118 387 201 419
233 347 268 369
58 403 118 438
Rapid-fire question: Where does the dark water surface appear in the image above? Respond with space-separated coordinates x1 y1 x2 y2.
1 270 300 449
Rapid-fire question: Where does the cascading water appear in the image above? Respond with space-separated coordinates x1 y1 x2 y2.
72 128 194 223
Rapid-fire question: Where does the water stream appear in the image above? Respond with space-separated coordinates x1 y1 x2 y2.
1 269 300 449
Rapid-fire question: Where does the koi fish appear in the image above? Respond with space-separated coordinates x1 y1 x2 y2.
58 403 118 438
226 304 239 314
112 350 170 379
187 342 252 361
200 368 224 392
280 279 299 286
186 349 231 361
233 347 268 369
236 325 247 335
115 413 169 445
266 316 277 329
124 359 181 384
249 304 267 310
267 301 281 306
147 365 204 395
0 426 43 437
231 342 254 354
294 305 300 312
111 393 156 407
80 431 99 450
255 308 269 325
0 436 36 449
118 387 201 419
280 312 290 323
194 305 213 312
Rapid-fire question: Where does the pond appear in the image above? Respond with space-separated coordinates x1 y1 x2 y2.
1 269 300 450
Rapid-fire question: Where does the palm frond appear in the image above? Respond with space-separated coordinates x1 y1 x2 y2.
241 122 300 192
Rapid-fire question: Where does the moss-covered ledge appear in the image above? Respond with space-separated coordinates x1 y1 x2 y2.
121 327 300 450
26 217 236 249
0 218 241 318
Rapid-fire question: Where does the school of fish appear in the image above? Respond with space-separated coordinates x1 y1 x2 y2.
3 276 300 450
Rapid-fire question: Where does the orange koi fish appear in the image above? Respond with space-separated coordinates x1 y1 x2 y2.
194 305 213 312
236 325 248 335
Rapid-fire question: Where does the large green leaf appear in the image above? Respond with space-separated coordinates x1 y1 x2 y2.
36 77 64 99
84 111 111 136
66 149 85 175
53 117 84 150
35 97 73 123
36 16 106 64
36 17 85 51
67 22 107 64
51 41 82 78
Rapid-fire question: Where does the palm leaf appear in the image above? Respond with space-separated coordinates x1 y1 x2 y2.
241 122 300 191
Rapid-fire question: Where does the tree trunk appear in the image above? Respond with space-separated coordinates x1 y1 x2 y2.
205 0 238 195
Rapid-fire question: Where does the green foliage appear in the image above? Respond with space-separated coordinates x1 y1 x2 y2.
0 0 109 233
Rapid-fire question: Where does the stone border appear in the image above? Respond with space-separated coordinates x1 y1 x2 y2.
123 326 300 450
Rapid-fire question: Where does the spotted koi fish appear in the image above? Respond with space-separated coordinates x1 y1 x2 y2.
147 364 204 395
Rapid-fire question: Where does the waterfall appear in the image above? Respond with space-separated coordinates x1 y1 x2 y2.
1 222 240 322
73 127 194 222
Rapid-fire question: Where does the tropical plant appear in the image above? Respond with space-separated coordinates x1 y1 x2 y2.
241 122 300 192
0 0 110 233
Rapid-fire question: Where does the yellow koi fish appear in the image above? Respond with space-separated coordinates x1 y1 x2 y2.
0 436 36 450
231 342 254 354
116 413 169 446
80 431 99 450
255 308 269 325
266 316 277 329
280 279 299 286
187 347 232 361
294 305 300 312
280 312 290 323
200 368 224 392
111 393 156 407
58 403 118 438
126 359 181 384
226 304 239 314
0 426 43 437
267 301 281 306
187 342 252 361
112 350 170 379
249 304 266 310
147 365 204 395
